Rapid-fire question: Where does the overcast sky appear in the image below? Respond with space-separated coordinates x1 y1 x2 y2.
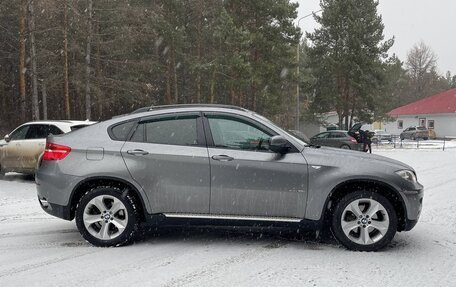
296 0 456 75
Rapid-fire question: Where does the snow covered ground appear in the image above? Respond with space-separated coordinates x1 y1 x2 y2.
1 150 456 287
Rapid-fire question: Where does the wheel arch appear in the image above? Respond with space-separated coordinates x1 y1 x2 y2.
321 179 407 231
69 176 148 222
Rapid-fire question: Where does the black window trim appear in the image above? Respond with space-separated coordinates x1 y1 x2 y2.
126 111 206 147
202 111 299 153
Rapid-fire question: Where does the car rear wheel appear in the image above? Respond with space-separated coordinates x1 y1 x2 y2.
340 144 351 150
331 191 397 251
75 186 140 247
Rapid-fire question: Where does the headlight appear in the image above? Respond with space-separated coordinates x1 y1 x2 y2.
396 170 417 183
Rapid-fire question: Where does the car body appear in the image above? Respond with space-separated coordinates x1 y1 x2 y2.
0 120 95 175
36 105 423 251
400 126 429 140
371 130 392 144
310 130 363 151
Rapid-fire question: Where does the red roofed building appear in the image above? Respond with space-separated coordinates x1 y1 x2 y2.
385 88 456 137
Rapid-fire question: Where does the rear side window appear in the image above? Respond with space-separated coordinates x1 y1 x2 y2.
110 121 136 141
26 125 49 139
131 116 199 146
329 132 345 138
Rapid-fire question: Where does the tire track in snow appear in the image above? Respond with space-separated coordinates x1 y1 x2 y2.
163 240 288 287
0 248 101 278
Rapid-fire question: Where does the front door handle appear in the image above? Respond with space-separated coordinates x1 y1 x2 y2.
211 155 234 161
127 149 149 156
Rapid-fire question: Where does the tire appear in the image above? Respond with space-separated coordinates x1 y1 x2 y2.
423 137 428 140
331 191 397 251
411 135 416 140
340 144 351 150
75 186 140 247
400 135 404 141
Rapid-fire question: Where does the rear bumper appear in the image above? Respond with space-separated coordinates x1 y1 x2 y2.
38 196 72 220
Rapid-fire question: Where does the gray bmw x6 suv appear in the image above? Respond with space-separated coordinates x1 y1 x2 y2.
36 105 423 251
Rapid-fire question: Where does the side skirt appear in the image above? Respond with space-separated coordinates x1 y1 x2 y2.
144 213 322 231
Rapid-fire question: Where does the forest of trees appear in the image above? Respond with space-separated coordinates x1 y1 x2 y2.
0 0 301 133
1 0 455 134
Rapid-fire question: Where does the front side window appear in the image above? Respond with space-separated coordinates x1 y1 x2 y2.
207 116 272 151
315 132 329 139
131 116 199 146
9 125 30 141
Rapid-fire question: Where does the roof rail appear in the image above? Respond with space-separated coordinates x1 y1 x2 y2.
131 104 249 114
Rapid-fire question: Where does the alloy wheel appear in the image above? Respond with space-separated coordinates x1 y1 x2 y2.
83 195 129 240
340 198 390 245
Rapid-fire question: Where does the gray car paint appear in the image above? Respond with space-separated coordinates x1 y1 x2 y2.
36 106 423 226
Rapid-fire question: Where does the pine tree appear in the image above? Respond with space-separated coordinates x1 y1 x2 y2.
307 0 393 128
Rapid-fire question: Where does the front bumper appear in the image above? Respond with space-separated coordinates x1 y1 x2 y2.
401 185 424 231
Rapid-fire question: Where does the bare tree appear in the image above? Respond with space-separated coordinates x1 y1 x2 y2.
63 0 70 119
406 41 438 100
18 0 27 122
28 0 39 120
84 0 93 120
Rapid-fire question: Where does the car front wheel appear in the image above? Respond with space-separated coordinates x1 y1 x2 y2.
75 186 140 247
331 191 397 251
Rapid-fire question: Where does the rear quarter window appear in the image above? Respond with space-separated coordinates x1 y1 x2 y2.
109 121 136 141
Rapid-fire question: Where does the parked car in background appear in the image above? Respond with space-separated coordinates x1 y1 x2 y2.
310 130 363 150
371 130 392 144
400 126 429 140
0 120 95 175
36 104 423 251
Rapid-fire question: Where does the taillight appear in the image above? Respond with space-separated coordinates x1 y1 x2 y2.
43 143 71 161
350 137 357 143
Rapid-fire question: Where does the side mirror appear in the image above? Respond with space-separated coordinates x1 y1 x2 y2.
4 134 10 143
269 135 289 154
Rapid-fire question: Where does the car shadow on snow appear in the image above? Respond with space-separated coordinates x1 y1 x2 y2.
137 226 340 250
0 172 35 182
135 226 414 252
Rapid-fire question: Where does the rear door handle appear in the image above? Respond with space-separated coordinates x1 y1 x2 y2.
211 155 234 161
127 149 149 156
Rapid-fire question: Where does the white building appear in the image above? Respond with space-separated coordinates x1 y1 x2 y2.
384 88 456 137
